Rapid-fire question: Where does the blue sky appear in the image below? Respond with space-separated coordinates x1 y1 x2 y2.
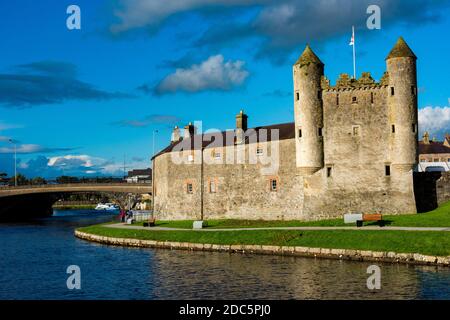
0 0 449 178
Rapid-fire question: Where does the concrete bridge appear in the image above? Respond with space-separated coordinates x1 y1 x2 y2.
0 183 152 197
0 183 152 220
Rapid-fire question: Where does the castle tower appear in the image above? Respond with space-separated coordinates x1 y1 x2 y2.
293 45 324 174
386 37 418 172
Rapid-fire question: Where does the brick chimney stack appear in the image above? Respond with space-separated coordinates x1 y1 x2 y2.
423 131 430 144
171 126 181 143
235 110 248 144
184 122 196 139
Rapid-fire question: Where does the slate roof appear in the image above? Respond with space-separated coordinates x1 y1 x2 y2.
152 122 295 160
419 141 450 155
128 168 152 177
386 37 417 60
294 45 323 66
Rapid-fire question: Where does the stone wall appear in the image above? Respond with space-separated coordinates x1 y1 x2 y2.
153 131 417 221
437 172 450 206
154 139 306 221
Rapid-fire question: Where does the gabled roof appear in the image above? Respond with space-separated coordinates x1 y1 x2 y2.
386 37 417 60
152 122 295 160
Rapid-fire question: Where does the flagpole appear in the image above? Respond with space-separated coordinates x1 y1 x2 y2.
352 26 356 79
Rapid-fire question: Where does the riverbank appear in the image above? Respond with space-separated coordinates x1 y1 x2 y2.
76 201 450 265
53 204 97 210
129 200 450 229
76 222 450 265
75 229 450 266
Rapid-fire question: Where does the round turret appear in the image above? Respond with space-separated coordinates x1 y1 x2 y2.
386 37 418 172
293 45 324 174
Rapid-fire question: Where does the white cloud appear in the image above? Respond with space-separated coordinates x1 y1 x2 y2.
155 54 249 94
418 105 450 139
0 135 11 142
47 154 149 176
0 143 72 154
110 0 265 33
0 122 22 131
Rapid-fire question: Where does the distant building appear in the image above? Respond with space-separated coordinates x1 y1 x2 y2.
418 132 450 172
126 168 152 183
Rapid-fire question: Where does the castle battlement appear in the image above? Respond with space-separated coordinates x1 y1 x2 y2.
322 72 390 91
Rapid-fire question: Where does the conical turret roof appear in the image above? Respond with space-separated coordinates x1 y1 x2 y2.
294 45 323 66
386 37 416 60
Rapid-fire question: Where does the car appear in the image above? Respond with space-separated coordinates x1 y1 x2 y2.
425 166 446 172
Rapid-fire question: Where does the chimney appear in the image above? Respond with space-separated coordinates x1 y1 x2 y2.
184 122 196 139
423 131 430 144
171 126 181 143
235 110 248 144
444 134 450 147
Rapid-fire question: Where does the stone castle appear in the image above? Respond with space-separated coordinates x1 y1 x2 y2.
152 37 419 221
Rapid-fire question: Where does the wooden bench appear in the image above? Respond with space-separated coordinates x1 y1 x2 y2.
143 217 156 227
357 213 383 227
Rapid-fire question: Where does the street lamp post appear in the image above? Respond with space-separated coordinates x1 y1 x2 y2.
9 139 17 187
151 130 158 215
200 146 204 221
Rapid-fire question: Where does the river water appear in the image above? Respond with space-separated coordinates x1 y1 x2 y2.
0 210 449 300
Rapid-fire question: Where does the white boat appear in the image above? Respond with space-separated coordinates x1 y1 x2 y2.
95 203 119 211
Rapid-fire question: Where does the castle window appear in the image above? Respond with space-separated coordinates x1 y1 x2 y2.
186 183 193 194
371 92 374 104
256 148 263 156
412 123 417 133
352 96 357 103
318 127 323 137
209 180 217 193
385 165 391 176
448 158 450 162
298 128 302 138
352 125 360 136
213 151 221 159
270 179 278 192
420 158 426 163
336 94 339 106
327 166 332 178
391 125 396 133
433 158 439 162
391 87 395 96
412 86 417 95
188 152 194 162
296 92 299 101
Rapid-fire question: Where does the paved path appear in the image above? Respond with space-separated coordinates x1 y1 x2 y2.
105 223 450 232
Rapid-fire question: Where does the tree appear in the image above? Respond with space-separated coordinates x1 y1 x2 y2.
31 177 47 185
0 173 7 184
56 176 79 184
11 173 29 186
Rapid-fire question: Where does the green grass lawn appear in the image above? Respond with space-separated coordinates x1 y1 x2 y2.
77 224 450 257
129 200 450 229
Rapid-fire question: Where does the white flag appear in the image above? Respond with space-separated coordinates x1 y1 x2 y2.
349 26 355 46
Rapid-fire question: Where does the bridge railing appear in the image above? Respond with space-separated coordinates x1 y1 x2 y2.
0 182 152 190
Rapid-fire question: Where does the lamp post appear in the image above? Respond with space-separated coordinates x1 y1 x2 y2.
151 129 158 215
200 146 204 221
152 129 158 158
8 139 17 187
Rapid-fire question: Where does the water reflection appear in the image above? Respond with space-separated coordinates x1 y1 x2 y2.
0 210 448 300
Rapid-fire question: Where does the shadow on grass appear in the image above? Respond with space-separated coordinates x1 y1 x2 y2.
364 220 393 227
